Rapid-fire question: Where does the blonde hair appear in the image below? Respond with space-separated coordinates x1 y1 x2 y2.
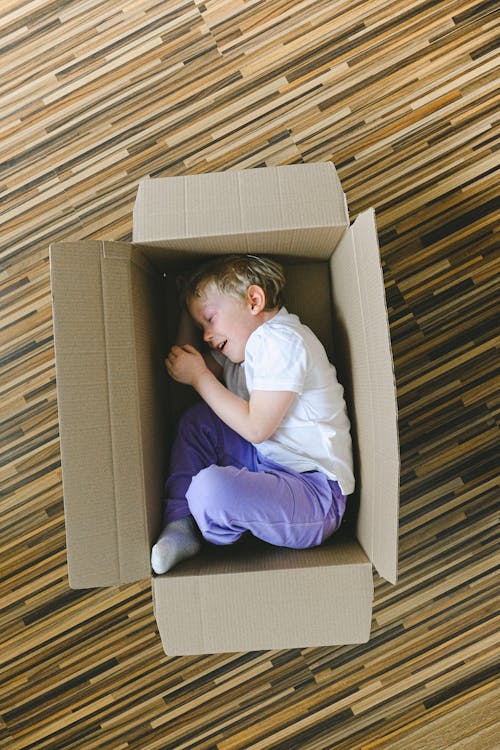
180 254 286 310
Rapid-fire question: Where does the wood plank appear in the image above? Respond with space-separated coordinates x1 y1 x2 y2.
1 0 498 748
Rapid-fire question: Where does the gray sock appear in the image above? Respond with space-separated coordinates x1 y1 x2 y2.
151 516 201 574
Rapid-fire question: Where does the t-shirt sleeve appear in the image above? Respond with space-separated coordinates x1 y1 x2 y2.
248 327 308 393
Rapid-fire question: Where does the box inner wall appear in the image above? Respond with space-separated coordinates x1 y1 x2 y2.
135 247 360 557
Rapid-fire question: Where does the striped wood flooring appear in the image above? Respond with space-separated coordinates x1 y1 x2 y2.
1 1 499 748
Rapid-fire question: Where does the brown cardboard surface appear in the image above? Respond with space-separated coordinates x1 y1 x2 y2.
284 262 335 359
153 538 374 654
132 163 348 259
50 241 164 587
330 210 399 583
51 162 399 652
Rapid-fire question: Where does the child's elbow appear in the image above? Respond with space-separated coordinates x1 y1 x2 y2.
246 423 274 445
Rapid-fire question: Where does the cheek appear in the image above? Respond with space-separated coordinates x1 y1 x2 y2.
235 321 249 338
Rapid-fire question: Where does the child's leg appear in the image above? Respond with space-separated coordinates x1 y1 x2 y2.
162 401 257 523
152 402 257 574
151 515 201 575
186 459 345 549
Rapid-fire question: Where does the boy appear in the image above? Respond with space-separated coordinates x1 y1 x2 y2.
151 254 354 574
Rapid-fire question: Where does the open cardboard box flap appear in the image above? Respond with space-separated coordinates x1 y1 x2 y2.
132 163 348 257
50 240 166 587
330 208 399 584
50 163 399 652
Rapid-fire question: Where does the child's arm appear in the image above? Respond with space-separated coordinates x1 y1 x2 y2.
175 307 223 379
166 344 294 443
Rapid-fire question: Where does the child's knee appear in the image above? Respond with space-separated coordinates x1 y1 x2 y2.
186 465 238 522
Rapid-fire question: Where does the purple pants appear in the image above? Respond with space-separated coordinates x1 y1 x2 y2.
163 402 346 549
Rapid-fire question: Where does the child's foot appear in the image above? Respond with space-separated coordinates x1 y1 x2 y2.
151 516 201 574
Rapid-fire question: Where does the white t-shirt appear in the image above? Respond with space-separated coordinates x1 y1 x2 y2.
213 307 354 495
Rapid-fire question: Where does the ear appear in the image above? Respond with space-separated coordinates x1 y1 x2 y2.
247 284 266 314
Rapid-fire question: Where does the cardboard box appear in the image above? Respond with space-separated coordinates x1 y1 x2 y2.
50 163 399 655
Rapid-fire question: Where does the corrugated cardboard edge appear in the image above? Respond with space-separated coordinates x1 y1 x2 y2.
50 241 160 587
330 210 400 584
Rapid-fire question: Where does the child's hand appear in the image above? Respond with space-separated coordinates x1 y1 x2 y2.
166 345 209 387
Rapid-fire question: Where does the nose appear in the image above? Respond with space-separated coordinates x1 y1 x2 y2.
203 326 212 343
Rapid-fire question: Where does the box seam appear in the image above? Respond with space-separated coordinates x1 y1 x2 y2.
167 559 373 581
136 222 342 238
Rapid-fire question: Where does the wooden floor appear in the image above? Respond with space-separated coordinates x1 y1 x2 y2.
1 0 499 748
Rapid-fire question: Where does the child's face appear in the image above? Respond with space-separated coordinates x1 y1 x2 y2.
188 285 259 363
